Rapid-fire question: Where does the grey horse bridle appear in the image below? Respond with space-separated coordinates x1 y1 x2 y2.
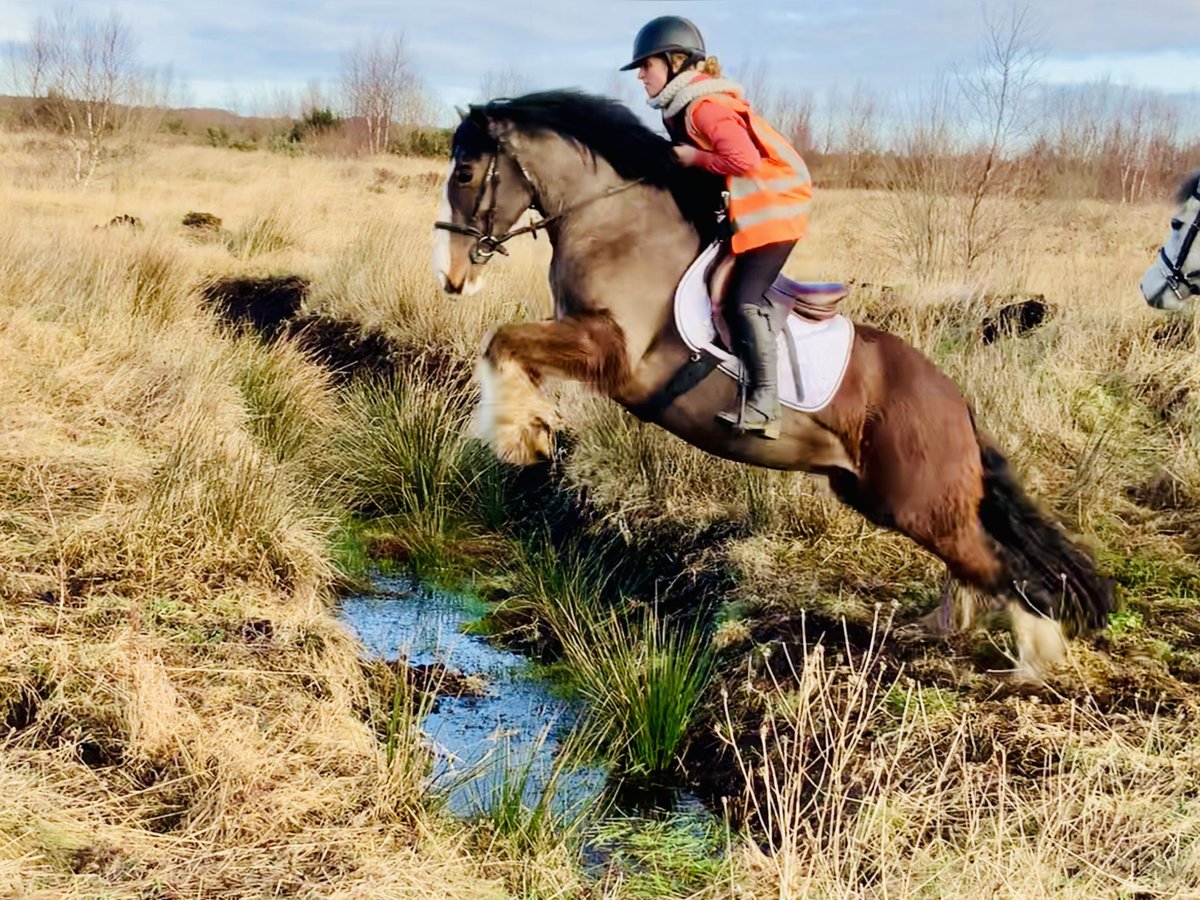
433 141 644 266
1161 182 1200 302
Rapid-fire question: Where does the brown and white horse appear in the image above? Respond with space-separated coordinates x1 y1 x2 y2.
432 91 1113 674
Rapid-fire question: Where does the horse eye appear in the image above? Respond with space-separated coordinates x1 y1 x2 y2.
1171 218 1183 231
454 166 473 185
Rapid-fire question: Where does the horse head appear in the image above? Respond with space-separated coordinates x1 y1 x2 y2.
432 91 723 299
432 105 538 296
1141 171 1200 311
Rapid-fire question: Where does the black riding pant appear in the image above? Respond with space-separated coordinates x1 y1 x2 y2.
724 239 797 322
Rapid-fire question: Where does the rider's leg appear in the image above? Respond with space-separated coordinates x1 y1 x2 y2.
716 239 797 439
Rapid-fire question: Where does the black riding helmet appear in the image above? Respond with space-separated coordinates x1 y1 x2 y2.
619 16 706 71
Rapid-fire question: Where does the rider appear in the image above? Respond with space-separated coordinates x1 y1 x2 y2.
622 16 812 439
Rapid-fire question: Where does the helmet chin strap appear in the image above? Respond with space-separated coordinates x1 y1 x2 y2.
663 53 702 84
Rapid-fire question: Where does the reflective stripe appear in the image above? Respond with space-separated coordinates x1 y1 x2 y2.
758 128 809 176
729 173 813 200
733 201 813 230
682 87 812 252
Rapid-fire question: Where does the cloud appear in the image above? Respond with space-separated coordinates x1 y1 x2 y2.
0 0 1196 116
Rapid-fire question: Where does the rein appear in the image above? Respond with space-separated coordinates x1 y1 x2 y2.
434 143 644 265
1161 183 1200 302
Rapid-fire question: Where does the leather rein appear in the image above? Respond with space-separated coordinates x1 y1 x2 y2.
434 142 643 265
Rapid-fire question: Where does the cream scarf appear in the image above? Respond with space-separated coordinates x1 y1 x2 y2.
647 71 745 119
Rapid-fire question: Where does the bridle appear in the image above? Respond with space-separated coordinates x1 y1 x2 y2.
1160 183 1200 302
433 140 643 266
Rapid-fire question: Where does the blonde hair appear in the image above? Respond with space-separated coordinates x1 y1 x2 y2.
668 53 723 78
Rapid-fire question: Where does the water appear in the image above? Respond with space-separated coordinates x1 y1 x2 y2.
338 575 605 818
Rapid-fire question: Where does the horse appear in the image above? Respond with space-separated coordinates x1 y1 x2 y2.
1141 170 1200 311
431 90 1114 675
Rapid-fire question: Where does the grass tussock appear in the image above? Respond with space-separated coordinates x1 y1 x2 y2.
505 541 716 782
720 620 1200 897
0 157 505 896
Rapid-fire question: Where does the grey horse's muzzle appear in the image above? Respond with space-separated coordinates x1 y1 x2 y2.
1141 259 1191 311
1143 182 1200 311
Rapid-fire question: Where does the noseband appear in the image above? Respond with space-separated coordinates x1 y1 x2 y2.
1161 183 1200 302
434 141 644 266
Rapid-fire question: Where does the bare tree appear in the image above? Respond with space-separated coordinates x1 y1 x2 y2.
766 88 816 156
842 81 883 187
303 78 329 118
956 3 1041 271
734 56 772 109
478 65 532 102
883 77 963 276
819 85 840 156
723 56 816 156
881 6 1042 282
9 9 165 184
341 34 419 155
10 14 55 98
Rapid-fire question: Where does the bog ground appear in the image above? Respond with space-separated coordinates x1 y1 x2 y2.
0 136 1197 898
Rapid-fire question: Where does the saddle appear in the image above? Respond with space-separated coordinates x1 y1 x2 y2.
704 244 848 347
625 241 855 424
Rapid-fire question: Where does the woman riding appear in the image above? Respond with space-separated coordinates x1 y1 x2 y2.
622 15 813 439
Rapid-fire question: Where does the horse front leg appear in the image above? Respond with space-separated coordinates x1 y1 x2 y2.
475 312 629 465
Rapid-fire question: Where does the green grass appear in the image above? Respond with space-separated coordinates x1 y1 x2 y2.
331 372 473 519
328 517 372 581
589 813 728 898
884 685 959 719
1106 607 1146 637
234 336 337 468
469 728 587 856
563 605 715 782
326 372 513 583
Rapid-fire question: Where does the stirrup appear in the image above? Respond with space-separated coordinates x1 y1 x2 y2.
716 380 781 439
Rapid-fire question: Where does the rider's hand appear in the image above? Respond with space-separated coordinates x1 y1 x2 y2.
672 144 699 166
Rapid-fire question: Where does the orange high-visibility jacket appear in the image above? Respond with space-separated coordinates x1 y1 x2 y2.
682 91 812 253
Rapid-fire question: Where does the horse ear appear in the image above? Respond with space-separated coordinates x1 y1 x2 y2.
455 105 469 122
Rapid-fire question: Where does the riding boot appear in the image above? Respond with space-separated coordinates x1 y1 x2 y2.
716 305 781 439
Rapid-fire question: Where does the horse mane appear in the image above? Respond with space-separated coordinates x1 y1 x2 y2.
454 90 724 244
1177 170 1200 204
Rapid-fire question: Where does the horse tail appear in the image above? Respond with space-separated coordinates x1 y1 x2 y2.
975 436 1114 635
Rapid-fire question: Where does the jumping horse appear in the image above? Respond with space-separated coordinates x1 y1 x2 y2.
432 91 1114 674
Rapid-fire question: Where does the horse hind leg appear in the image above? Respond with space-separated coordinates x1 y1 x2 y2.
1007 599 1067 680
922 522 1067 679
917 572 985 635
828 467 1001 635
839 453 1068 677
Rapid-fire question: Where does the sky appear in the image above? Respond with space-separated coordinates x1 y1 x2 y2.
2 0 1199 122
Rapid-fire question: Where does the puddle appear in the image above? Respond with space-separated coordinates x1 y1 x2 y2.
340 573 727 887
339 575 604 817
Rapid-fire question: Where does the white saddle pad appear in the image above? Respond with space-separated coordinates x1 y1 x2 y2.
675 242 854 413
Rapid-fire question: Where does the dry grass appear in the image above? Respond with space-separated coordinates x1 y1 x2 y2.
0 136 507 897
0 132 1197 897
721 619 1200 898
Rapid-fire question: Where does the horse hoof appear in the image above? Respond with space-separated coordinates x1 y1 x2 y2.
494 418 554 466
896 607 954 643
893 621 940 644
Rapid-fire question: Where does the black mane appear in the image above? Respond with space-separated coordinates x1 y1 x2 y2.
1177 170 1200 204
453 89 723 243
